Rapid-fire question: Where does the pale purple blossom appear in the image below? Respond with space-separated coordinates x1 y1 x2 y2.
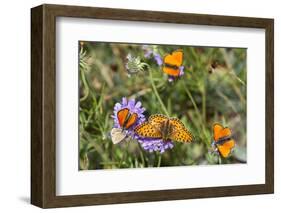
112 97 146 138
142 45 163 66
137 137 174 153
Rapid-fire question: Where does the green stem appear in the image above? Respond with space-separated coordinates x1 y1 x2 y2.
218 156 222 164
229 71 246 86
137 143 146 167
157 154 162 167
119 141 130 167
84 108 94 128
182 82 209 145
149 71 169 116
182 82 201 120
202 86 206 123
80 70 90 102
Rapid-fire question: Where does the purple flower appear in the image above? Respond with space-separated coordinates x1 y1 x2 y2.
144 49 153 58
142 45 163 66
153 53 163 66
168 66 185 82
137 137 174 153
142 45 152 57
112 97 146 138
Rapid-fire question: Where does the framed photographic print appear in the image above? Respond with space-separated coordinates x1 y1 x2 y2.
31 4 274 208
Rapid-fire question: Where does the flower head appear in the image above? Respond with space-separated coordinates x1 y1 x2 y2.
79 45 93 71
142 45 163 66
112 97 146 138
153 53 163 66
137 137 174 153
125 54 148 77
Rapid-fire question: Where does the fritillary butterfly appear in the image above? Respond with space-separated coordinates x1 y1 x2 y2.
134 114 193 143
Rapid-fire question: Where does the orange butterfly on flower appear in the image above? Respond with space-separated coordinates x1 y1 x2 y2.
134 114 193 143
117 108 138 130
162 49 184 77
111 108 138 144
211 123 236 158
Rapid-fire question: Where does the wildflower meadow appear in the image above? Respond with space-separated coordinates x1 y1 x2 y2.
79 41 247 170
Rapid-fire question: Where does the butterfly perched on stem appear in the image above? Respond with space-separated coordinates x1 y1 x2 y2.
163 49 184 77
134 114 193 143
211 123 236 158
111 108 138 144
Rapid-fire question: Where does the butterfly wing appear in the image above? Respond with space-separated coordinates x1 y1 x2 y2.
163 50 183 76
117 108 129 128
148 114 168 131
173 50 183 65
213 123 228 141
134 122 162 138
125 113 138 129
163 67 180 76
149 114 168 124
217 139 235 158
110 128 126 144
164 50 183 66
169 118 193 143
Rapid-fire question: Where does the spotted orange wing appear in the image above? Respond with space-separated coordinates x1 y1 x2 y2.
117 108 129 128
125 113 138 129
217 139 235 158
134 122 162 138
169 118 193 143
163 49 183 76
149 114 168 125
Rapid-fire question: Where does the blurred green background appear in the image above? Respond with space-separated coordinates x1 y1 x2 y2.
79 41 247 170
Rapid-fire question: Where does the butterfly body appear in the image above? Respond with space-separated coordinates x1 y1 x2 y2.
163 63 180 71
158 119 174 142
135 114 192 143
163 49 183 77
213 135 232 145
212 123 235 158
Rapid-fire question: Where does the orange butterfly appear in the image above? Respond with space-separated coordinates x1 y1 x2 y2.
134 114 193 143
211 123 236 158
163 49 183 77
117 108 138 130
